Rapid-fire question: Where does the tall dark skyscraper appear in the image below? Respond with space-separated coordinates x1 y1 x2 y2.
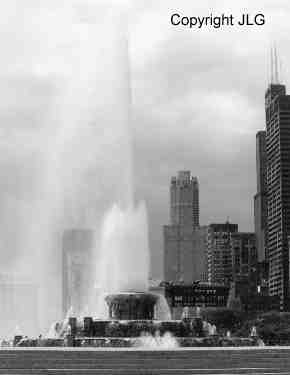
265 82 290 310
170 171 199 229
254 130 268 262
207 222 238 285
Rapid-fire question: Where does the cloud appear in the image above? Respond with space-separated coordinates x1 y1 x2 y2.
0 0 289 283
130 0 290 277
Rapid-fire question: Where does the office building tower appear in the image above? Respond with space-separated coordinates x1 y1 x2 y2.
265 82 290 310
231 232 257 279
254 131 268 262
228 232 281 313
170 171 199 229
164 225 207 283
207 222 238 285
164 171 205 282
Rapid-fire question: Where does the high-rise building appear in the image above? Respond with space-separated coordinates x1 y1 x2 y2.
62 229 95 316
170 171 199 229
164 171 205 282
231 232 257 280
228 232 281 313
164 225 207 283
207 222 238 285
265 82 290 310
254 131 268 262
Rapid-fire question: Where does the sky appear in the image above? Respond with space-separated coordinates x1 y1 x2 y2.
0 0 290 282
129 0 290 278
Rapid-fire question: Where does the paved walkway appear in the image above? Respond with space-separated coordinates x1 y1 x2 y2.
0 347 290 374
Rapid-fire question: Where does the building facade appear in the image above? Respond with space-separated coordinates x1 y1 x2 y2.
207 222 238 285
164 171 207 283
170 171 199 229
228 276 280 313
254 130 268 263
265 83 290 310
62 229 95 316
164 225 207 283
164 282 230 319
230 232 257 280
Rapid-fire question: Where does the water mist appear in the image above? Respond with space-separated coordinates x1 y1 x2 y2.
1 1 151 335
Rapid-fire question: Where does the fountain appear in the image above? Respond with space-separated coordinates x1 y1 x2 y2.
134 331 179 349
250 326 257 337
105 292 158 320
8 2 262 350
90 203 150 319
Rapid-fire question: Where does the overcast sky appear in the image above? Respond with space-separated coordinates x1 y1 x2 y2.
130 0 290 278
0 0 290 280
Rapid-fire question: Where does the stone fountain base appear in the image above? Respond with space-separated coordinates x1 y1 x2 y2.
105 292 158 320
13 292 262 348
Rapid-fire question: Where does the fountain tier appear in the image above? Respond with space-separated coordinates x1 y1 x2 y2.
105 292 158 320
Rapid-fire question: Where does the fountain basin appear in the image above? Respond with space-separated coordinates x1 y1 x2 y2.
14 336 260 348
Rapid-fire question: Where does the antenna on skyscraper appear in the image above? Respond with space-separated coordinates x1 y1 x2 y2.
270 46 274 84
279 55 283 83
274 44 279 83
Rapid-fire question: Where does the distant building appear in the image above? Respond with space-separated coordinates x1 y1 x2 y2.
254 130 268 263
164 171 207 283
228 277 280 313
164 282 230 319
0 274 39 337
207 222 238 285
230 232 257 280
62 229 95 316
226 233 279 313
265 83 290 310
164 225 207 283
170 171 199 229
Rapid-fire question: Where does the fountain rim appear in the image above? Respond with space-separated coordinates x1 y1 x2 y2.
105 291 160 305
2 346 286 351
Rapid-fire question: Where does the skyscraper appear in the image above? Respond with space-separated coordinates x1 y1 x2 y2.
254 130 268 262
164 171 205 282
231 232 257 280
170 171 199 229
207 222 238 285
164 225 207 283
265 82 290 310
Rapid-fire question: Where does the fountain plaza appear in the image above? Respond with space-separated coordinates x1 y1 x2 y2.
1 2 290 374
4 289 288 375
